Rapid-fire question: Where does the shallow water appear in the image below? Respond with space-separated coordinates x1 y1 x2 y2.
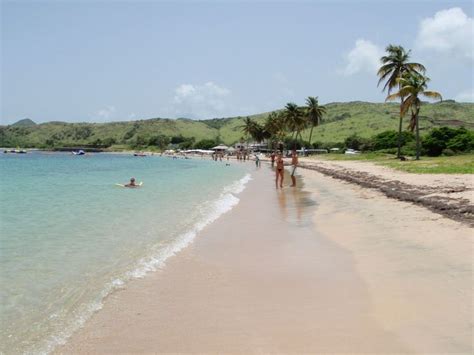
0 152 251 354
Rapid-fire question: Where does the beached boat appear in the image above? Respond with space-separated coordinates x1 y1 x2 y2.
344 148 360 155
72 150 85 155
3 149 27 154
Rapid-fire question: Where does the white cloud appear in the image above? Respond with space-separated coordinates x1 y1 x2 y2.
339 39 383 76
416 7 473 60
94 105 116 120
128 112 137 120
172 81 231 118
455 89 474 102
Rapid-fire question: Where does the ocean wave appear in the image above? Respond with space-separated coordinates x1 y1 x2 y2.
37 173 252 354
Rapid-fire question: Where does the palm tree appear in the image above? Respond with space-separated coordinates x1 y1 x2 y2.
304 96 326 146
241 116 255 137
251 123 270 145
377 45 426 158
264 112 287 149
284 102 306 148
386 72 442 160
240 116 257 148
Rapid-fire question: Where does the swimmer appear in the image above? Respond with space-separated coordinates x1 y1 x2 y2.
125 177 137 187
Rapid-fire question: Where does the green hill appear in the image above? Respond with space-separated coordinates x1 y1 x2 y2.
11 118 36 127
1 101 473 149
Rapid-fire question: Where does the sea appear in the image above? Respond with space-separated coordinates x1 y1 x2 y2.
0 151 251 354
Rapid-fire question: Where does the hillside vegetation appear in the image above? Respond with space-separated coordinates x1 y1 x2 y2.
1 101 473 149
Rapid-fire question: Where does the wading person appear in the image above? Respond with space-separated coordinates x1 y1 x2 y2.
275 152 284 188
290 149 298 187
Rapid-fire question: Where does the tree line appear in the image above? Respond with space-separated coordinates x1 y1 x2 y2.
240 44 463 159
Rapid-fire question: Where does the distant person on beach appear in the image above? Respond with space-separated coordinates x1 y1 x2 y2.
290 149 298 187
255 154 260 168
270 151 276 167
125 177 137 187
275 152 284 188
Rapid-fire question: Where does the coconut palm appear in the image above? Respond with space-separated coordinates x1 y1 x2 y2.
240 116 258 148
386 72 442 160
377 45 426 158
304 96 326 146
264 112 287 149
251 123 270 144
284 103 306 147
240 116 255 138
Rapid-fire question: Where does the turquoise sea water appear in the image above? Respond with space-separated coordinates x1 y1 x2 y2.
0 152 251 354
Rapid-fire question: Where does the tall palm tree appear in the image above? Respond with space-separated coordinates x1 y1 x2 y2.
377 45 426 158
284 102 306 148
264 112 287 149
240 116 257 148
251 123 270 144
304 96 326 146
386 72 442 160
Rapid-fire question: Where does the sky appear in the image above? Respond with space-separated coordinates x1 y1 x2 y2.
1 0 473 124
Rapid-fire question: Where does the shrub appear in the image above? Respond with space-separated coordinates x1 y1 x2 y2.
344 134 372 151
178 137 195 150
102 137 117 147
423 135 445 156
446 130 474 152
194 139 216 150
131 135 147 148
400 141 418 156
423 127 473 156
372 130 414 150
283 138 310 150
170 135 186 144
148 135 170 150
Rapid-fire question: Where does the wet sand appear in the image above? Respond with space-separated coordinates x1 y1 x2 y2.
58 165 473 353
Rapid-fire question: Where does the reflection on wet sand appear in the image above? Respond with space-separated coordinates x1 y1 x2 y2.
272 166 316 226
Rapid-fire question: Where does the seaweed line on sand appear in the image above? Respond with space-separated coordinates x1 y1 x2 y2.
299 162 474 227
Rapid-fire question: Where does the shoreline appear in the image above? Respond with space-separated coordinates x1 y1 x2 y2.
57 164 472 353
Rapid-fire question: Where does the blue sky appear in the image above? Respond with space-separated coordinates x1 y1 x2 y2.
1 0 473 124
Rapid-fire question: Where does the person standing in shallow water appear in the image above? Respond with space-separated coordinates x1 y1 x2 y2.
270 151 276 167
290 149 298 187
275 152 284 189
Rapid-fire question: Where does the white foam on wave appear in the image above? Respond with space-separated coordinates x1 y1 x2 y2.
38 173 252 355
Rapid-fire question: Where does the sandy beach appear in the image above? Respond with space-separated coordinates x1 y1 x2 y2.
58 162 473 354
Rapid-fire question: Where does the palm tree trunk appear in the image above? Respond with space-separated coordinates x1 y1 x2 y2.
308 125 314 147
397 99 403 158
290 131 296 149
293 131 299 149
415 108 420 160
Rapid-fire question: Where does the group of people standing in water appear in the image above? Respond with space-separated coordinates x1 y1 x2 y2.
271 149 299 189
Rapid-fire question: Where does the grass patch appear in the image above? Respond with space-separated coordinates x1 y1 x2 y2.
313 152 391 161
380 154 474 174
310 153 474 174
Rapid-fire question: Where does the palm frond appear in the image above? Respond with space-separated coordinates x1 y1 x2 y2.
422 91 442 101
385 93 401 102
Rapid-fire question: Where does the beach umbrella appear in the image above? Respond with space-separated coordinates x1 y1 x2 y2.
211 145 229 150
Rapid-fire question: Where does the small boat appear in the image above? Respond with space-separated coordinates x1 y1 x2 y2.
4 149 27 154
133 152 147 157
72 150 85 155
